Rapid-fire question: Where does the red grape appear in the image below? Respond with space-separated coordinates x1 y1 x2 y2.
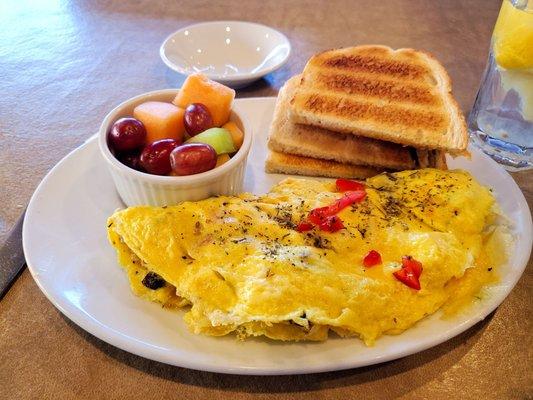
140 139 179 175
170 143 217 176
117 151 144 172
184 103 214 136
109 118 146 152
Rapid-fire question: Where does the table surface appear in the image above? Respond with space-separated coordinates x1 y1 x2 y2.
1 0 531 398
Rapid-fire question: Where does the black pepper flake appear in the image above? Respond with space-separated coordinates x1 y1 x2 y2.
142 272 166 290
488 267 493 272
107 222 113 228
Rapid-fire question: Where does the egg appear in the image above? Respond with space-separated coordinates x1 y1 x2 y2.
107 169 511 345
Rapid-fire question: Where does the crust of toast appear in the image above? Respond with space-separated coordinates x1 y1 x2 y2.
268 76 416 170
289 46 468 154
265 150 383 179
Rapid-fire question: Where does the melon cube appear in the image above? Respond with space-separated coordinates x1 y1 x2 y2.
173 74 235 127
215 153 231 167
222 121 244 149
133 101 186 144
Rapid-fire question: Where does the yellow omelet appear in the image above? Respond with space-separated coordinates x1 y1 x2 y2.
107 169 511 345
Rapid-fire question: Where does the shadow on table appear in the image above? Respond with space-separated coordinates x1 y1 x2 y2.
62 311 493 396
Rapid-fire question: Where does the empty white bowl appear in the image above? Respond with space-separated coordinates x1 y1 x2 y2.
98 89 252 207
160 21 291 88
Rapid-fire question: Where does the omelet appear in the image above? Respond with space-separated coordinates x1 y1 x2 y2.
107 169 511 345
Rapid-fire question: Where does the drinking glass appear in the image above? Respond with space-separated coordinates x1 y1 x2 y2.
468 0 533 170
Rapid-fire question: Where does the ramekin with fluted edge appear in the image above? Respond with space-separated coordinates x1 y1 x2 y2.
98 89 252 207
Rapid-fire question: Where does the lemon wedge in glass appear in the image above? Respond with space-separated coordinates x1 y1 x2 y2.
493 0 533 71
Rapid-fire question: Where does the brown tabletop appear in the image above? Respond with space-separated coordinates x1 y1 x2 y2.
1 0 531 398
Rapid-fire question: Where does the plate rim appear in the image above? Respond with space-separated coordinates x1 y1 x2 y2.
22 97 532 375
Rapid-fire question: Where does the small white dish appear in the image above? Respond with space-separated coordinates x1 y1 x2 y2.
160 21 291 88
23 98 532 375
98 89 252 207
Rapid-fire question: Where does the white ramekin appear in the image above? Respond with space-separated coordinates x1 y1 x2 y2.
98 89 252 207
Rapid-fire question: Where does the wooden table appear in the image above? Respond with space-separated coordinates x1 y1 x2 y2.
1 0 531 398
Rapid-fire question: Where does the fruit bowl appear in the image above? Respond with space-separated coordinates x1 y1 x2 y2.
98 89 252 207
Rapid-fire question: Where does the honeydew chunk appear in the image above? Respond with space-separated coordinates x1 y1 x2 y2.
173 74 235 127
133 101 186 144
186 128 236 155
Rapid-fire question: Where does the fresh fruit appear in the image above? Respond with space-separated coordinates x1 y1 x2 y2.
170 143 217 176
139 139 179 175
173 73 235 127
117 151 144 172
133 101 186 144
185 128 236 155
184 103 214 136
215 153 231 167
108 118 146 152
222 121 244 149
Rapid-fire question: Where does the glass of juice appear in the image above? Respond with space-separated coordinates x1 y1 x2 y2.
468 0 533 170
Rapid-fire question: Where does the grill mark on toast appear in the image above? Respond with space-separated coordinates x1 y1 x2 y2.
312 72 439 106
318 55 428 79
303 93 447 133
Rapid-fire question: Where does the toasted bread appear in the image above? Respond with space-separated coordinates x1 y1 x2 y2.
268 76 416 170
289 46 468 154
416 149 448 169
265 150 384 179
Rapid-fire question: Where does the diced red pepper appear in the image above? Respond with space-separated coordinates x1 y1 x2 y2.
393 256 423 290
308 190 366 224
402 256 422 277
334 190 367 211
296 221 314 232
296 189 366 234
318 215 344 232
336 178 365 192
308 206 331 225
363 250 382 267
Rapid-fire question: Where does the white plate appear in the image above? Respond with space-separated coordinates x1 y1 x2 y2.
160 21 291 88
23 98 532 375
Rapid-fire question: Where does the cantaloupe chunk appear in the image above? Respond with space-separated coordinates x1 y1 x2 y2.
222 121 244 149
215 153 231 167
133 101 186 144
173 74 235 127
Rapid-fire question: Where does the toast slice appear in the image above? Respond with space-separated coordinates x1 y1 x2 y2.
265 150 384 179
416 149 448 169
265 149 447 179
268 76 416 170
289 46 468 154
